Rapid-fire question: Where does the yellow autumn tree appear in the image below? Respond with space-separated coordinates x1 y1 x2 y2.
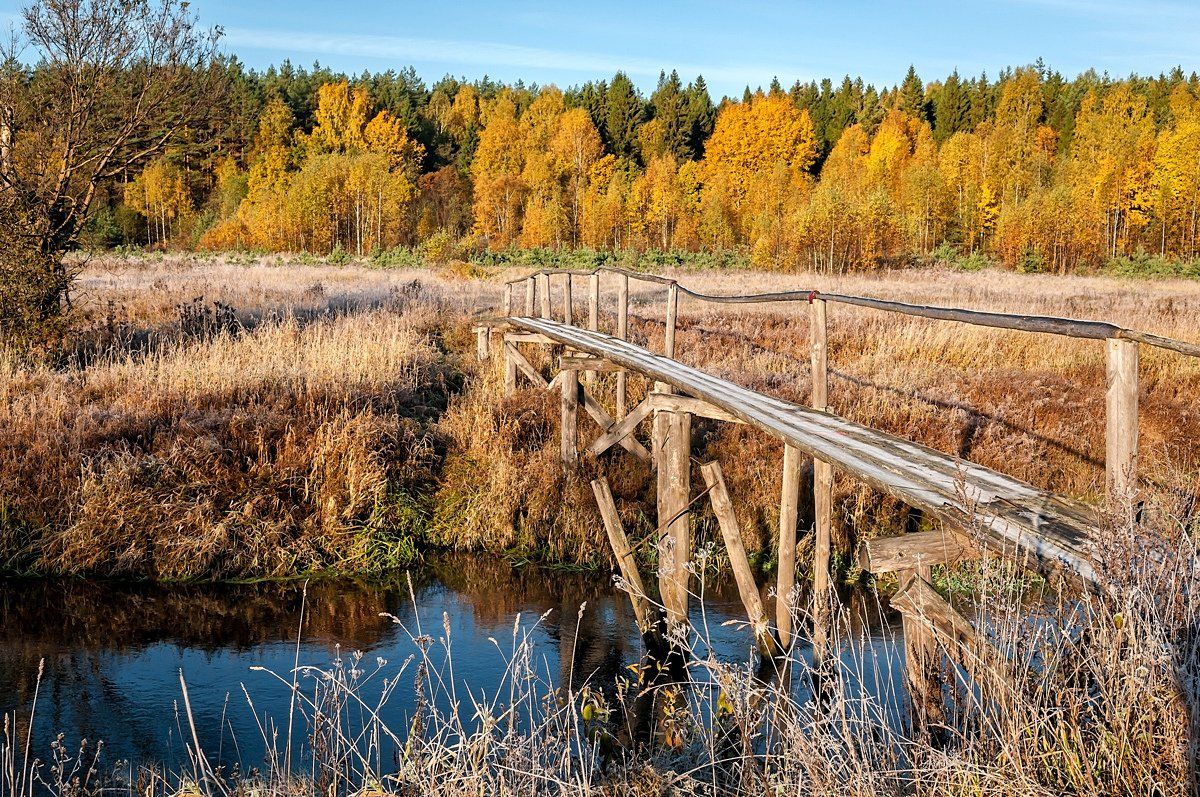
472 94 525 247
124 158 191 246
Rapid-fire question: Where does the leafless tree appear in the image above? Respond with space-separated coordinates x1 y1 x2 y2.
0 0 223 343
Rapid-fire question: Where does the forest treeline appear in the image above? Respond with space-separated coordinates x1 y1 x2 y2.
91 61 1200 274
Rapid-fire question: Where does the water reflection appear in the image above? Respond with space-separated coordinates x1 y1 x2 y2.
0 554 902 772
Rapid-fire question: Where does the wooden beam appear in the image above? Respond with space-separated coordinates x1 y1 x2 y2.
1105 337 1138 500
505 332 557 345
649 393 745 424
506 344 547 389
777 444 802 650
592 478 653 634
579 386 652 463
616 273 629 418
561 368 579 469
587 396 654 458
897 565 944 735
559 355 625 373
655 404 692 628
700 461 781 659
891 572 1017 684
859 530 975 574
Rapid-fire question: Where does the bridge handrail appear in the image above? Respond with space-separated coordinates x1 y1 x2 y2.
501 266 1200 359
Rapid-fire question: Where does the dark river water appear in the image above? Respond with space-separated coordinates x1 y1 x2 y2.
0 554 905 775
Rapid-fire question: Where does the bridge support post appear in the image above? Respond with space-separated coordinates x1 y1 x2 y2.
561 367 579 469
777 444 802 651
616 274 629 418
810 297 833 664
503 341 518 395
1105 338 1138 502
898 565 945 738
586 274 600 385
654 397 692 630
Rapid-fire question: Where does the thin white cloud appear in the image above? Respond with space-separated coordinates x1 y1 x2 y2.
222 25 803 89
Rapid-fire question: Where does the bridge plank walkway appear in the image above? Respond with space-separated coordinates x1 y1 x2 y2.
509 317 1102 586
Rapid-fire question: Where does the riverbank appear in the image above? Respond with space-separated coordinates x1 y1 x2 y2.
1 254 1198 579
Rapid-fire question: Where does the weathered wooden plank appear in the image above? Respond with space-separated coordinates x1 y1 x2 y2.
649 393 745 424
475 326 490 361
507 318 1103 587
591 477 653 634
777 444 802 650
538 273 551 319
860 530 976 574
587 397 654 458
898 564 944 733
563 273 573 326
1106 338 1138 499
810 298 828 411
700 461 780 659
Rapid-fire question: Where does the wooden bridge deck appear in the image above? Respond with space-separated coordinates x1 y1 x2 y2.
509 316 1101 585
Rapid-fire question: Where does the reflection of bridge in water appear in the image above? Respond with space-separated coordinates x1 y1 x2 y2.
479 265 1200 725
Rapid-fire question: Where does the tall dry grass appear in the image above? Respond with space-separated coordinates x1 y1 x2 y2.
2 494 1194 797
0 264 480 578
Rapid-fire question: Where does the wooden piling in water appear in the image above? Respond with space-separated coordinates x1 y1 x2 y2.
777 444 802 650
592 477 653 635
701 461 780 659
654 398 692 629
810 297 833 662
897 566 946 736
1105 337 1138 500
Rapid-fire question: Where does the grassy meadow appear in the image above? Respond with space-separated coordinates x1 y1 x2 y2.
1 254 1199 578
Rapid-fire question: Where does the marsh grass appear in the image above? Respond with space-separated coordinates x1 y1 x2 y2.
2 491 1196 796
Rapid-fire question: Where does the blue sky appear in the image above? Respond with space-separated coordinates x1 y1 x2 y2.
3 0 1199 98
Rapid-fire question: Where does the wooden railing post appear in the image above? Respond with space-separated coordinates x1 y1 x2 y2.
524 277 535 316
616 274 629 418
503 283 513 317
538 273 551 319
586 273 600 385
561 366 579 469
563 273 573 326
777 443 802 650
810 296 832 663
653 397 692 630
1106 337 1138 500
665 283 679 360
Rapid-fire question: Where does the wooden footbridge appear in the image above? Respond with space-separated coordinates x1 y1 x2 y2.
476 266 1200 717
